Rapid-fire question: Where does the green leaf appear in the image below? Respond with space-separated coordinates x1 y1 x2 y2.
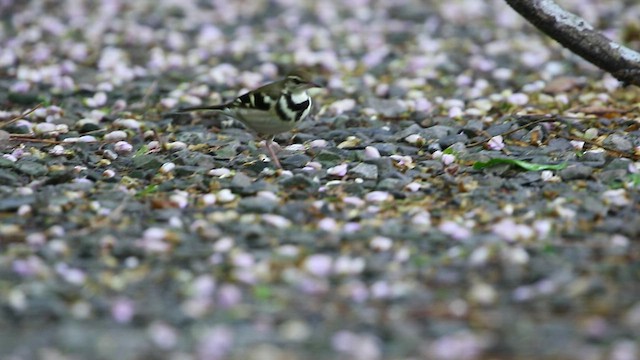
443 147 457 155
253 285 272 300
135 184 158 198
134 144 149 157
473 158 567 171
628 173 640 187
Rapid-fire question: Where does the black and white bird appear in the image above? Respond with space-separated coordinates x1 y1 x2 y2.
179 70 320 169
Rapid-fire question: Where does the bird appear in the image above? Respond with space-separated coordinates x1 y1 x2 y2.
178 70 320 169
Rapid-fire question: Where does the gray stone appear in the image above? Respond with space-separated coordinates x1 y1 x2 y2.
543 138 572 153
230 172 253 190
486 123 513 136
315 150 342 165
559 164 593 180
0 169 19 185
0 157 15 168
372 143 398 155
394 123 424 140
604 158 632 171
439 134 468 148
603 134 633 152
421 125 455 140
278 175 319 192
238 196 278 213
349 163 378 180
0 195 36 211
15 160 48 177
579 151 606 167
132 155 162 170
367 98 409 117
595 169 627 184
281 153 311 168
377 177 410 191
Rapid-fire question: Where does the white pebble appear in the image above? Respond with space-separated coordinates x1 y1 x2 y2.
209 168 231 177
262 214 291 229
363 146 380 159
34 122 57 134
284 144 305 152
370 236 393 251
441 153 456 165
147 141 161 151
405 182 421 192
160 162 176 174
166 141 187 150
102 149 118 160
104 130 128 141
78 135 97 142
303 161 322 171
365 191 391 203
256 190 279 201
570 140 584 150
160 98 178 109
114 118 141 130
17 204 32 216
327 163 348 177
201 193 217 206
216 189 236 203
404 134 423 145
102 169 116 178
169 192 189 208
507 93 529 106
49 145 65 156
469 282 497 305
114 141 133 154
329 99 356 114
309 139 328 148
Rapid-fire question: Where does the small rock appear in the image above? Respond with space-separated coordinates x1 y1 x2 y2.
603 134 633 152
315 150 343 165
0 169 19 185
281 154 311 168
377 178 410 191
559 164 593 180
394 124 424 140
372 143 397 155
279 175 319 192
349 163 378 180
579 151 606 167
0 195 36 211
15 161 48 176
422 125 455 140
230 172 253 191
132 155 163 170
595 169 627 184
238 196 278 213
439 134 468 148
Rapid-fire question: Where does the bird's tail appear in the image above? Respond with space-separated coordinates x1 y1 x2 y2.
177 104 228 112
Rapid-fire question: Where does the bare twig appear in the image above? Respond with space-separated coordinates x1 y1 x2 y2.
466 115 558 147
0 104 43 129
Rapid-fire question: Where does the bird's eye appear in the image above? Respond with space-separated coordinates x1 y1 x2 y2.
290 77 303 84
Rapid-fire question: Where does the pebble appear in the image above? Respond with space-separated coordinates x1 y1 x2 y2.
349 163 378 180
603 134 633 152
558 164 593 180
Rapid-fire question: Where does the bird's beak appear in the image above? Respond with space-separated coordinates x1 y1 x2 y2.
303 81 322 89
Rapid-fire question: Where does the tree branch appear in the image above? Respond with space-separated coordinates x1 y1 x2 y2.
504 0 640 86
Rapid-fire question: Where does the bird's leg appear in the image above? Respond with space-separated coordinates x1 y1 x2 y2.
264 136 282 169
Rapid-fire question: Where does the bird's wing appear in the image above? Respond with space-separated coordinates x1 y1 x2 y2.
232 87 279 111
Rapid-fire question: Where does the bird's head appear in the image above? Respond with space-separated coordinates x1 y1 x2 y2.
283 70 321 93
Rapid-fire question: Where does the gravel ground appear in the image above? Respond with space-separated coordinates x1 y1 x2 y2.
1 1 640 359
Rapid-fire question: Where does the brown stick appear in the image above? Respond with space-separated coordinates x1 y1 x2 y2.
0 104 43 129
